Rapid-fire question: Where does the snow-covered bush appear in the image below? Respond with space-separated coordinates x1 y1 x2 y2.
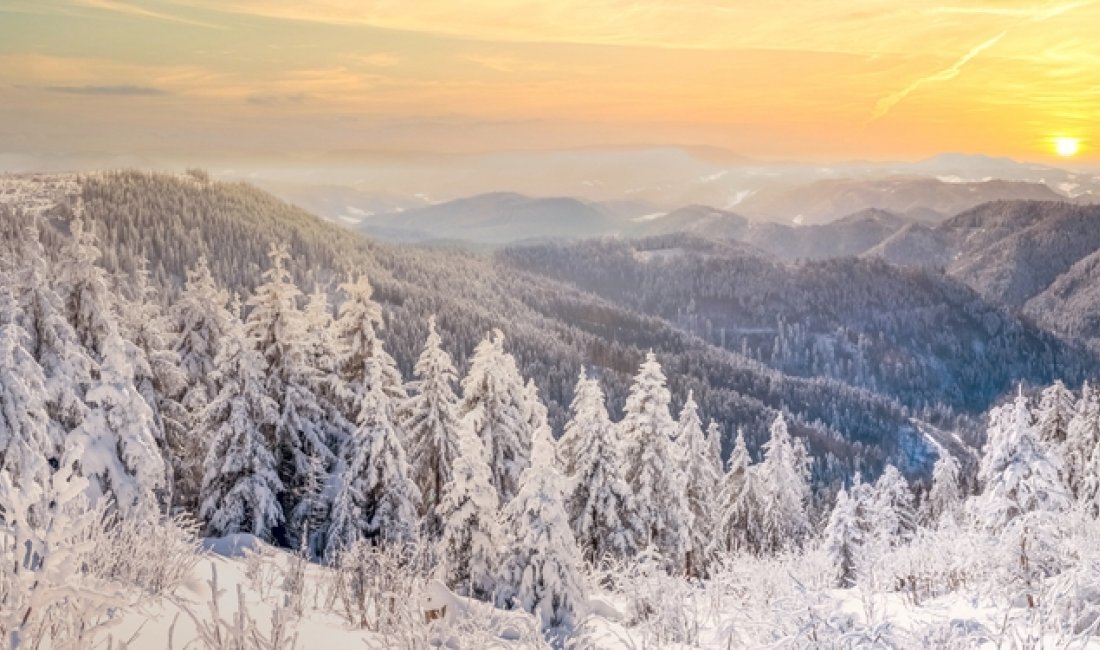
85 507 201 596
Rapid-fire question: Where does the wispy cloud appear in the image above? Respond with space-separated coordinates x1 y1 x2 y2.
44 84 169 95
870 32 1007 122
72 0 223 29
246 92 309 106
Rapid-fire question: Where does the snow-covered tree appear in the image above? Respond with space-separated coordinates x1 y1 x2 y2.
822 486 863 588
245 243 332 541
870 465 916 547
198 325 283 540
924 452 963 525
0 319 52 494
752 414 812 553
172 256 235 424
12 222 90 449
976 392 1068 529
1065 383 1100 501
458 330 531 504
326 358 420 559
497 426 587 633
705 419 724 490
75 330 166 513
562 369 639 564
302 286 352 451
333 275 406 436
676 391 720 577
709 429 756 554
433 425 499 600
619 352 692 573
117 262 190 508
57 219 165 511
1036 380 1075 445
403 316 463 539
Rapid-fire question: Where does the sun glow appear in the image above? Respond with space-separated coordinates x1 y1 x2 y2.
1055 137 1080 158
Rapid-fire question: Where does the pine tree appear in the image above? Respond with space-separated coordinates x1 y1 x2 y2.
404 316 463 539
822 486 863 588
77 331 166 512
245 243 332 542
924 452 963 525
458 330 531 504
1064 383 1100 500
326 358 420 559
302 286 352 450
333 275 406 438
198 325 283 540
172 256 235 425
677 391 720 577
12 221 90 452
497 426 587 633
118 262 191 508
57 218 164 511
752 414 812 554
0 310 53 494
705 420 724 489
619 352 692 573
562 370 639 564
709 429 756 554
1036 380 1075 445
977 392 1068 529
870 465 916 547
433 425 499 600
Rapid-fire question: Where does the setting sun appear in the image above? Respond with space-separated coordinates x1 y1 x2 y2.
1055 137 1081 157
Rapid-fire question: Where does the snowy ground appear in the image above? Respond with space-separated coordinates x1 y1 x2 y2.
99 536 1099 649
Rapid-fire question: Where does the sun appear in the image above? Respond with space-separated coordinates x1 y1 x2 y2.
1054 137 1080 157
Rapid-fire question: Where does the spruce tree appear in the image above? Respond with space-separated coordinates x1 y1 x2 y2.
0 310 53 494
924 452 963 525
198 324 283 540
822 486 862 588
57 218 164 512
172 256 235 425
326 358 420 559
676 391 719 577
433 425 499 600
458 330 531 504
562 370 639 564
118 262 190 508
752 414 811 554
333 275 407 438
619 352 692 573
404 316 463 539
870 465 916 547
497 426 587 633
245 243 332 542
977 392 1068 529
1065 383 1100 500
709 429 756 554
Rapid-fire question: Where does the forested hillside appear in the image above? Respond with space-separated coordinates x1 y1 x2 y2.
2 171 937 482
499 234 1094 414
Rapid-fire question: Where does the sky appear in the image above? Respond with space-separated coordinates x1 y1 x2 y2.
2 0 1099 162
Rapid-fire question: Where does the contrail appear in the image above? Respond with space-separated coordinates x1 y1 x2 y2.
870 31 1006 122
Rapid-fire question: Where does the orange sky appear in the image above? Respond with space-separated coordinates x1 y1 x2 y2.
1 0 1098 162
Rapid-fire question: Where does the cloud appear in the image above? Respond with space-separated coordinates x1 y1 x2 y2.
44 84 169 95
71 0 223 29
870 32 1006 122
246 92 309 106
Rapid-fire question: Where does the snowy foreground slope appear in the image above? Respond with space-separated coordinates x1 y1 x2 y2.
101 531 1100 649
